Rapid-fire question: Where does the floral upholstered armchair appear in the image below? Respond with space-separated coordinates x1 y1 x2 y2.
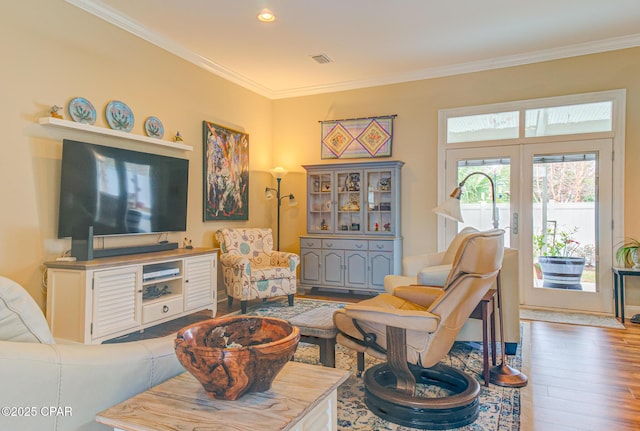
215 228 300 314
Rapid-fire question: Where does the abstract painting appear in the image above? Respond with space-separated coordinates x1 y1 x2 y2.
321 115 395 159
203 121 249 220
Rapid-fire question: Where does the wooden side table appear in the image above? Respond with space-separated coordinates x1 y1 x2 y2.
96 361 349 431
470 288 497 386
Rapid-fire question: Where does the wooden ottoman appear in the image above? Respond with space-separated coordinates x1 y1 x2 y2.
289 307 339 367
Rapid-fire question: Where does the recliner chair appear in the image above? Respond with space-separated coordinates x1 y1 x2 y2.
384 226 520 354
334 229 505 429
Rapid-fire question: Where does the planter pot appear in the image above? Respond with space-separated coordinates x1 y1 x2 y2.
537 256 586 290
632 248 640 269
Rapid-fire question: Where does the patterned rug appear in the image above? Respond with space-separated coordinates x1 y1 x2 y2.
239 298 522 431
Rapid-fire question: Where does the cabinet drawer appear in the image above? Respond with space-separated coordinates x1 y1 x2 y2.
143 296 183 324
322 239 367 250
300 238 322 249
368 240 394 252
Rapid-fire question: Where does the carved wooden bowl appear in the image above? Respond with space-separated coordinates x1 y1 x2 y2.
175 316 300 400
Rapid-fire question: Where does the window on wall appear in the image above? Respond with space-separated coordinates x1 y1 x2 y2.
525 101 613 137
447 111 519 143
444 96 614 145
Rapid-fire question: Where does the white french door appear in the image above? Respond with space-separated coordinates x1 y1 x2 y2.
444 139 614 314
520 139 613 313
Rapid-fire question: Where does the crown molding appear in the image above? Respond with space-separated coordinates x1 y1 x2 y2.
268 33 640 99
66 0 640 100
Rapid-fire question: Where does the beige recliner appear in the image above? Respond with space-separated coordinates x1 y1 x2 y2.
334 229 505 429
384 226 520 354
0 276 185 431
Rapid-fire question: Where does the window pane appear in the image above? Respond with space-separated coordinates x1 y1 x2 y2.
447 111 519 144
525 101 612 137
532 153 597 292
456 160 511 246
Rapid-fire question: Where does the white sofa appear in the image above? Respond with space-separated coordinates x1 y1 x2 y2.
384 227 520 354
0 276 185 431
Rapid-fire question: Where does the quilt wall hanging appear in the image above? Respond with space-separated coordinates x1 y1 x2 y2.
320 114 395 159
202 121 249 221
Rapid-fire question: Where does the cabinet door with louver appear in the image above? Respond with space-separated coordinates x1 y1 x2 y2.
91 266 142 340
184 255 216 311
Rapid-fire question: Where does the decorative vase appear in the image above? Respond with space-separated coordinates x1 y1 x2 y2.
537 256 586 290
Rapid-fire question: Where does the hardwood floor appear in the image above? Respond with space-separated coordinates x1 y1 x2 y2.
521 318 640 431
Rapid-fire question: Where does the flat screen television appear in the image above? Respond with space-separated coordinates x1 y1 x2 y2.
58 139 189 238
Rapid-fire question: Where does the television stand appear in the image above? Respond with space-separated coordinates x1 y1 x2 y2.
45 247 218 344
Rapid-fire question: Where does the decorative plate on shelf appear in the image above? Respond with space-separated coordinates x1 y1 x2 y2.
144 116 164 138
68 97 96 125
105 100 134 132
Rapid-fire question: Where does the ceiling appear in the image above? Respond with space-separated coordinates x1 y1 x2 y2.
68 0 640 100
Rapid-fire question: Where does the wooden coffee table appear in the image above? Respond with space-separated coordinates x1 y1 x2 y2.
96 361 350 431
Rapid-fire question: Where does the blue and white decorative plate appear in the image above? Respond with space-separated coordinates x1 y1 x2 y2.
68 97 96 125
144 116 164 139
105 100 134 132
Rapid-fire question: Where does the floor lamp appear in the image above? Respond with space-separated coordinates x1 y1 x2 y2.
265 167 297 250
432 171 528 388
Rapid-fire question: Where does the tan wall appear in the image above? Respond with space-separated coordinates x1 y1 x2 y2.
272 48 640 260
0 1 274 308
3 1 640 310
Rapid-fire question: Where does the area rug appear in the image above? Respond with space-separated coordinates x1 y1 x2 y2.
519 307 624 329
241 298 522 431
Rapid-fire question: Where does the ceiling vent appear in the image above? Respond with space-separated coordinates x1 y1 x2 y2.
310 54 332 64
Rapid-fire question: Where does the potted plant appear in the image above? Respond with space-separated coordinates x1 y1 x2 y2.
615 237 640 269
534 227 586 290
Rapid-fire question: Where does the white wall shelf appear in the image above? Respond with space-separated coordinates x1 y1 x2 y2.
39 117 192 151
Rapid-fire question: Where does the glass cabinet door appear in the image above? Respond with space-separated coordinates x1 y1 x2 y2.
336 170 363 233
365 168 394 235
307 172 334 233
305 161 402 236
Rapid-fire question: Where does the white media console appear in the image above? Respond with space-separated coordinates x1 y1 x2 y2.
44 247 218 344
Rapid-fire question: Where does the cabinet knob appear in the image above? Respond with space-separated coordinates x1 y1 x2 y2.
376 244 384 249
327 242 333 247
356 243 364 248
162 305 169 313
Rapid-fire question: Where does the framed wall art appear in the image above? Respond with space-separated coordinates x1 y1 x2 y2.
320 114 395 159
202 121 249 220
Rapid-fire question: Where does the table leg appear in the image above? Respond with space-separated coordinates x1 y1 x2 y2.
613 272 619 318
481 301 490 386
490 302 497 366
318 337 336 368
620 275 625 323
357 352 365 376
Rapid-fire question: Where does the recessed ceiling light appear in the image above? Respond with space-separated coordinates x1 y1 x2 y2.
257 9 276 23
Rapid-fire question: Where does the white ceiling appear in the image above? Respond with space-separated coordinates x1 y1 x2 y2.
68 0 640 100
